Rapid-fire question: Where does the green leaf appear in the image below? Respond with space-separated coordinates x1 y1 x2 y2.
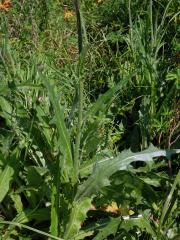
73 230 94 240
63 197 92 240
1 207 50 239
26 167 43 187
35 105 53 147
13 208 50 223
101 171 158 205
11 194 23 214
42 74 75 183
50 160 61 237
0 155 18 203
85 84 119 119
0 96 15 127
92 216 155 239
0 220 63 240
76 146 180 201
160 169 180 227
119 215 156 237
42 73 76 236
81 121 101 156
80 150 114 178
92 217 120 240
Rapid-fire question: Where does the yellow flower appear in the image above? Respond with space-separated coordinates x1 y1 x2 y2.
64 10 75 20
0 0 12 11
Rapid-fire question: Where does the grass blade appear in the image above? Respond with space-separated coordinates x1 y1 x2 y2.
50 160 61 237
160 169 180 227
0 221 64 240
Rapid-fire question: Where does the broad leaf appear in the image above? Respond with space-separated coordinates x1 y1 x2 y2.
92 217 120 240
119 215 156 237
93 215 156 239
76 146 180 201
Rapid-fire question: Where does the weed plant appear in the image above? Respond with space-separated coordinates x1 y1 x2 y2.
0 0 179 239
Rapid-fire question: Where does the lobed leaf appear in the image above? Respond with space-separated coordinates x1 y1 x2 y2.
92 217 120 240
92 215 156 239
63 197 92 240
76 146 180 201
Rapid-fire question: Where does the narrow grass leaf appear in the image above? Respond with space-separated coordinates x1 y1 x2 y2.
0 221 63 240
3 208 50 239
50 160 61 237
160 169 180 226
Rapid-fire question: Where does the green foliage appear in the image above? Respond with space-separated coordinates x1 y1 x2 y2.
64 197 92 239
93 215 156 240
0 0 179 239
0 153 18 203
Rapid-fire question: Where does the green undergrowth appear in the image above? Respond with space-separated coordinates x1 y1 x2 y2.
0 0 179 239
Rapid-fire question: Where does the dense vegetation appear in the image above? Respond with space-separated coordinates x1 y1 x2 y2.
0 0 179 239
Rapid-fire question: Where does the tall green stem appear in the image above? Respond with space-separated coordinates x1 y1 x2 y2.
74 0 83 54
74 0 84 182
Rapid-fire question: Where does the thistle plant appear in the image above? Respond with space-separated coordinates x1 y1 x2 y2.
0 1 179 239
